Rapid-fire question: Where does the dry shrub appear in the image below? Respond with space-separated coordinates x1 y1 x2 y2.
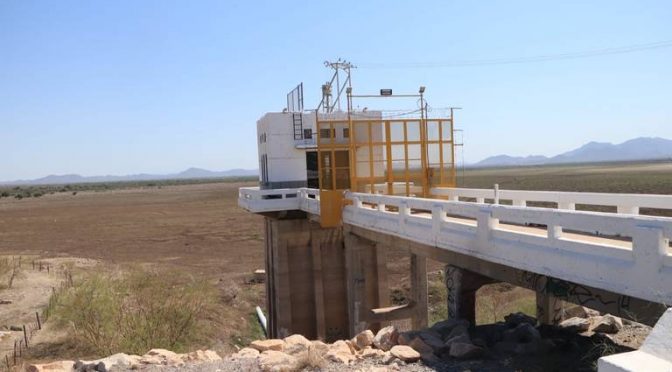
51 268 218 355
0 256 22 290
477 284 536 324
292 346 327 370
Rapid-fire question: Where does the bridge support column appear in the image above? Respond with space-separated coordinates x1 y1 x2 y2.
445 265 495 325
536 291 563 325
410 253 428 329
344 231 389 336
264 216 350 341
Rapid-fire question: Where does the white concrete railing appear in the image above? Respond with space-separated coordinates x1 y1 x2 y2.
431 186 672 215
343 191 672 306
238 187 319 214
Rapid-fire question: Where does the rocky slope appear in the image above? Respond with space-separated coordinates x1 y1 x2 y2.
28 310 647 372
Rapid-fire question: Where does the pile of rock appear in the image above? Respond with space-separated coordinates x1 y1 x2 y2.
28 349 222 372
228 314 559 371
559 313 623 334
27 310 634 372
230 328 434 371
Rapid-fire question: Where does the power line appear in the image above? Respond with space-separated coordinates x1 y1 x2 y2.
359 39 672 69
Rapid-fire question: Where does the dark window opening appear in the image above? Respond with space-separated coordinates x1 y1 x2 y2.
306 151 319 188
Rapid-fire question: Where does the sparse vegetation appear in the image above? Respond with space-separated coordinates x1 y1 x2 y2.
0 176 257 200
476 284 536 324
50 268 219 356
0 256 23 289
427 271 447 325
293 346 328 370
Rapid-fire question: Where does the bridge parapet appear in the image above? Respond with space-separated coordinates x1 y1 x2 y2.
238 186 320 214
344 191 672 307
432 187 672 215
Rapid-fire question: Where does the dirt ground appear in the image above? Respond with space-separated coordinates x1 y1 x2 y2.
0 182 270 363
0 182 264 280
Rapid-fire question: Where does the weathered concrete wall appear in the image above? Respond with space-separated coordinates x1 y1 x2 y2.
264 216 350 341
348 224 667 327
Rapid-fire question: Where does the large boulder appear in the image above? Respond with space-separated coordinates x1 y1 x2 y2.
325 340 356 364
472 323 507 345
233 347 260 359
592 314 623 334
397 330 420 346
251 339 285 352
283 334 312 355
445 324 469 341
503 323 541 344
360 346 385 359
444 333 471 349
390 345 421 362
79 353 142 370
352 329 375 350
505 312 537 327
27 361 76 372
559 317 591 332
183 350 221 363
416 330 446 352
431 319 469 340
449 342 484 359
373 326 399 351
140 349 184 366
584 307 601 318
310 340 330 356
259 350 297 371
408 337 433 355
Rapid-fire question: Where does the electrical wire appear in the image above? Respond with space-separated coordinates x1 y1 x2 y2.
359 39 672 69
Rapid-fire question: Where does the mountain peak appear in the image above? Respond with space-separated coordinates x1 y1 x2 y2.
474 137 672 167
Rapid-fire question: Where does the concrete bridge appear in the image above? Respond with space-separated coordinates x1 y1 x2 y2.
239 186 672 370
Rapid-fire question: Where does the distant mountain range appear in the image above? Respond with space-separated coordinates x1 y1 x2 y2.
473 137 672 167
4 137 671 184
1 168 259 186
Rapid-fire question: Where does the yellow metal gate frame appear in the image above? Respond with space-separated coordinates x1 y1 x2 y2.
317 115 456 227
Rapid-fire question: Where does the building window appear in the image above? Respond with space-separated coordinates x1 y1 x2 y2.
343 128 350 138
260 154 268 183
320 128 335 139
303 128 313 139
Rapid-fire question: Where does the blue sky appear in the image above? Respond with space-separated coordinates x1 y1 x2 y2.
1 0 670 181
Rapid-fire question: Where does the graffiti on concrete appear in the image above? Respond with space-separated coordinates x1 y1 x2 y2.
445 265 462 319
517 270 635 318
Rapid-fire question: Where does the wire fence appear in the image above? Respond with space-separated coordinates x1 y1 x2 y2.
0 259 73 372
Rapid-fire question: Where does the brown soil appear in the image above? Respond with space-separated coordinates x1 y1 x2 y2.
0 182 268 362
0 182 264 280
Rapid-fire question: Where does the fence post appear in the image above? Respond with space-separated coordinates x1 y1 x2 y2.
36 312 41 330
23 325 28 348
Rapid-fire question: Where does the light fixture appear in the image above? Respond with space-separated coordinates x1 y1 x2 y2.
346 87 352 94
380 89 392 96
419 86 426 94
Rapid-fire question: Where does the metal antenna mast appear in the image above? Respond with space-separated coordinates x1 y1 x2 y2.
316 59 355 113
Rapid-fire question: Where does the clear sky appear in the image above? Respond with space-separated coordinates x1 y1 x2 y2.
1 0 670 181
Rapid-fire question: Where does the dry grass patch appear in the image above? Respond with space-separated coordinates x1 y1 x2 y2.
0 256 23 290
49 268 219 356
